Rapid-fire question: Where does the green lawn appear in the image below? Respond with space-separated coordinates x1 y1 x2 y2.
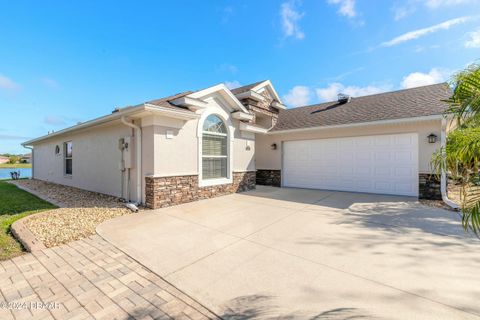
0 181 56 260
0 163 32 168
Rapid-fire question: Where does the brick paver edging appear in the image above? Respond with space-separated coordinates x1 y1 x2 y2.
0 235 219 320
10 218 46 252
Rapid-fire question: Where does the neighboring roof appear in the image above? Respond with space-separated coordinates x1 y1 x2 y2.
146 91 194 109
272 83 451 132
231 80 267 95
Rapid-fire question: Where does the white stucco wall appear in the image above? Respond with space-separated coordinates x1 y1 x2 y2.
32 121 133 198
255 119 442 174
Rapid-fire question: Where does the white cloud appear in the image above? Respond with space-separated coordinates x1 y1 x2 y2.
328 0 357 18
41 77 60 90
217 63 238 74
283 86 312 107
392 5 416 21
401 68 449 88
425 0 473 9
315 83 390 102
381 16 470 47
0 134 32 140
225 80 241 90
43 116 66 126
0 74 20 93
280 1 305 39
465 28 480 48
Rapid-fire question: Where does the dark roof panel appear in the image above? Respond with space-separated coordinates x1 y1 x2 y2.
146 91 194 110
272 83 451 131
231 80 267 95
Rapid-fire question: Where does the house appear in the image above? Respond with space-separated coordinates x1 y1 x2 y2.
22 81 451 208
21 153 32 163
0 156 9 164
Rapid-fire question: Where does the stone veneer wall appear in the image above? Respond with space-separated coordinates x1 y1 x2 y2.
419 173 442 200
256 169 281 187
145 171 256 209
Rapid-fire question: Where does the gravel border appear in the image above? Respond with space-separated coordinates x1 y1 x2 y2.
9 179 139 249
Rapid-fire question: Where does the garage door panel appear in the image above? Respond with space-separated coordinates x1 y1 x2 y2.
283 133 419 196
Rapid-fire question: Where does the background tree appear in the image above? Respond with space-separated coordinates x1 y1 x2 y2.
8 155 20 164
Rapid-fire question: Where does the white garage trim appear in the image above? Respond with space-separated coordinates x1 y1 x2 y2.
282 133 419 197
270 115 442 135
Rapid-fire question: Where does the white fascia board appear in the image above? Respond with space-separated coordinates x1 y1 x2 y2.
189 83 249 113
239 122 269 134
22 105 145 146
251 80 283 104
23 104 198 146
170 96 208 111
232 111 254 121
235 90 264 102
271 101 287 110
268 115 444 135
143 104 199 120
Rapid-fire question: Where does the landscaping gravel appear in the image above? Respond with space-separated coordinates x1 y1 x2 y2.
11 179 137 248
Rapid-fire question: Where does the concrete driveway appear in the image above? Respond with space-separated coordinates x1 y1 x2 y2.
98 186 480 319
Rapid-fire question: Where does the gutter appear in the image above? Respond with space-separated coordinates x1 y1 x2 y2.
440 117 460 210
121 116 142 205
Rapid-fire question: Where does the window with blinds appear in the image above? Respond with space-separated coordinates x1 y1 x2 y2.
202 115 228 179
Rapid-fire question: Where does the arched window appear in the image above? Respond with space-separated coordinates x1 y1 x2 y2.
202 114 228 179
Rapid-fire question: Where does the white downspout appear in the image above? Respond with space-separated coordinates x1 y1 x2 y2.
121 116 142 205
23 145 34 179
440 117 459 209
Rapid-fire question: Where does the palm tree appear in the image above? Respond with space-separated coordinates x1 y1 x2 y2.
432 63 480 235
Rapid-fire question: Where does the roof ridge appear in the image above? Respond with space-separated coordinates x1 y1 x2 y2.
285 82 450 111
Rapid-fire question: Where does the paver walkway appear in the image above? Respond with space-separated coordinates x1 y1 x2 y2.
0 235 218 320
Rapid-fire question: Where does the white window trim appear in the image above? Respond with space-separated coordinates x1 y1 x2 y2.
64 141 73 177
197 110 234 187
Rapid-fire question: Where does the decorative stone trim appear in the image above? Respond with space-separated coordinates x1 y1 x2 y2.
419 173 442 200
145 171 256 209
11 216 47 252
256 169 281 187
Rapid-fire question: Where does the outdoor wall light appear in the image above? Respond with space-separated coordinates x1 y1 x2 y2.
427 133 438 144
271 143 277 150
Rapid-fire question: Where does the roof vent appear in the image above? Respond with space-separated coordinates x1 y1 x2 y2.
337 93 351 104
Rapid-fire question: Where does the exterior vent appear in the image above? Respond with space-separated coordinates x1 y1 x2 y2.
337 93 351 104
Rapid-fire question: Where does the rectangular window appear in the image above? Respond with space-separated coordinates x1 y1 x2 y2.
64 141 72 175
202 134 227 179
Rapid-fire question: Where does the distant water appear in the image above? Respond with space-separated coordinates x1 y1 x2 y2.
0 168 32 180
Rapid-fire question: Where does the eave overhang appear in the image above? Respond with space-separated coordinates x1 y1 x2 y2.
231 111 254 121
239 122 269 134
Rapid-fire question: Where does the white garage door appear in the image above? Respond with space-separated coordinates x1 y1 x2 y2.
283 133 419 196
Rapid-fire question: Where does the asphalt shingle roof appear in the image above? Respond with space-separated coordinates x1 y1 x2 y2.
230 80 267 95
146 91 194 109
272 83 452 131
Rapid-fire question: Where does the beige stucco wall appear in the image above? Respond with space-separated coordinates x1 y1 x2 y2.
141 104 256 178
32 101 256 205
256 119 442 174
32 121 133 198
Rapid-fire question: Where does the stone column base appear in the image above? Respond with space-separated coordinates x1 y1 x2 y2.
256 169 281 187
145 171 256 209
419 173 442 200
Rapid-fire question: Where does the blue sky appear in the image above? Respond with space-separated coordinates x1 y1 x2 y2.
0 0 479 154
